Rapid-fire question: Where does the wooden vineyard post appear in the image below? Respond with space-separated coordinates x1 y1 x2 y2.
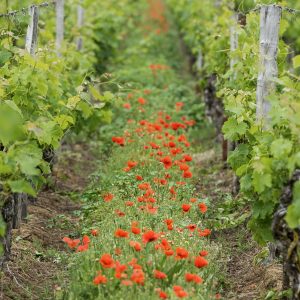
77 2 84 51
222 14 239 164
256 5 281 124
56 0 64 55
25 5 39 56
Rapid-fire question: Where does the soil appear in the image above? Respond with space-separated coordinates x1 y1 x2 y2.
194 147 283 300
0 142 97 300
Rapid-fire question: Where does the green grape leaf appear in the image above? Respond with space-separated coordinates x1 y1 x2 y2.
55 115 74 130
66 96 81 109
252 172 272 194
8 179 36 196
228 144 249 170
285 182 300 229
222 118 247 140
270 138 292 159
292 55 300 69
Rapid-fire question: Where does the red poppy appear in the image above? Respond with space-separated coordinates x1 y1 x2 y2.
76 244 89 252
82 235 90 245
185 273 194 282
136 175 143 181
183 154 192 162
194 256 208 268
165 249 174 256
99 254 114 268
199 250 208 256
125 201 134 206
176 247 189 259
115 229 129 238
158 290 168 299
62 237 80 249
182 204 191 212
142 230 159 243
186 224 197 231
93 274 107 285
198 202 207 214
185 273 202 284
103 193 114 202
121 280 133 286
127 161 138 168
112 136 125 146
138 97 146 105
129 240 142 251
123 103 131 109
131 269 145 285
131 227 141 235
182 170 192 178
91 229 98 236
161 156 172 169
138 182 151 190
198 228 211 237
179 163 189 171
154 270 167 279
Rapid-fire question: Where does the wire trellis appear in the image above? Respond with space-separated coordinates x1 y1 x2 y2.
0 1 56 19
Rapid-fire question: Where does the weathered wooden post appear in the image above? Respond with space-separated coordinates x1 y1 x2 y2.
56 0 64 55
25 5 39 56
222 14 239 164
77 2 84 51
256 5 281 123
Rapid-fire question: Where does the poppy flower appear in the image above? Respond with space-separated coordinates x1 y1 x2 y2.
186 224 197 231
198 228 211 237
131 227 141 234
185 273 202 284
161 156 172 169
123 103 131 109
130 241 142 251
165 249 174 256
179 163 189 171
125 201 134 206
112 136 125 146
127 161 138 168
182 170 192 178
154 270 167 279
185 273 194 282
138 182 151 190
183 154 192 162
82 235 90 245
199 250 208 256
138 97 146 105
99 253 114 268
142 230 159 243
93 274 107 285
76 244 89 252
158 290 168 299
103 193 114 202
131 269 145 285
115 229 129 238
198 202 207 214
91 229 98 236
175 289 188 298
194 256 208 268
121 280 133 286
176 247 189 259
136 175 143 181
115 248 122 255
182 204 191 212
62 237 80 249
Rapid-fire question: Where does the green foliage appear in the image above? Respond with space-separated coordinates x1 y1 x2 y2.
167 0 300 244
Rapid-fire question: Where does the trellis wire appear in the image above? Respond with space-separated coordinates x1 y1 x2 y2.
0 1 56 19
241 4 300 16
